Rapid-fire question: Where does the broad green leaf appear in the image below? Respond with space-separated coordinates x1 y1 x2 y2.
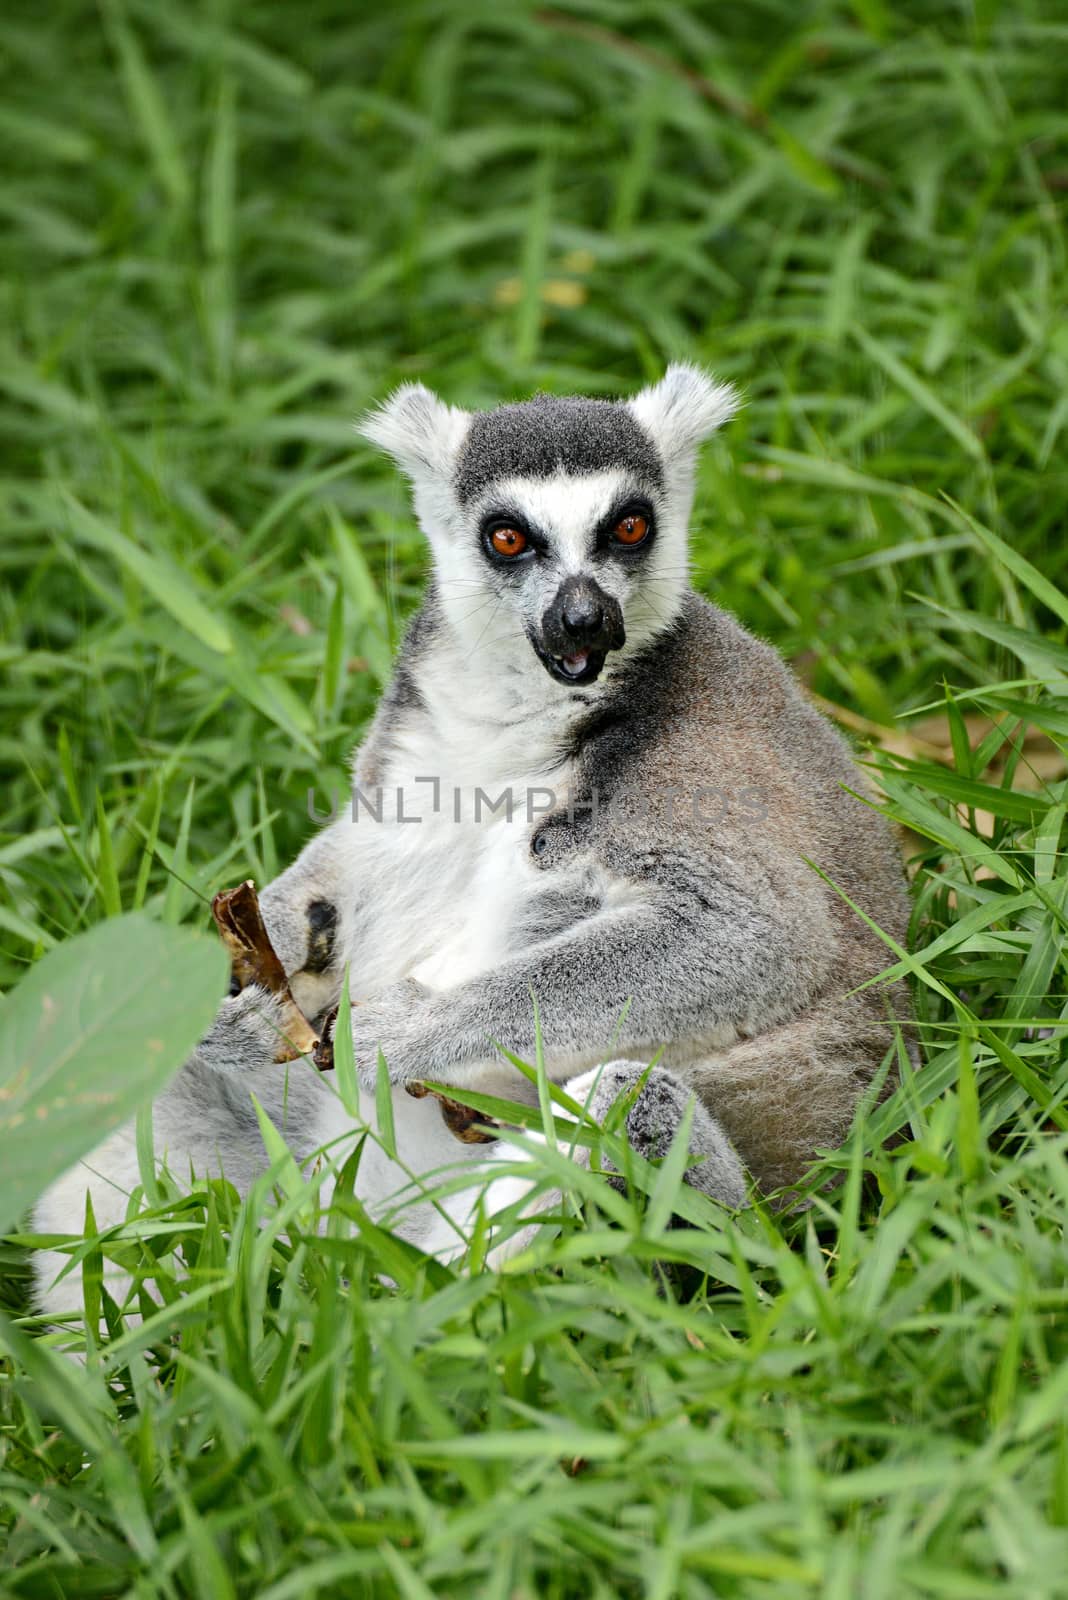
0 912 227 1234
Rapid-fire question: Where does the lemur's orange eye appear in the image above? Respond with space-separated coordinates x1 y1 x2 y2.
490 526 528 558
613 512 649 546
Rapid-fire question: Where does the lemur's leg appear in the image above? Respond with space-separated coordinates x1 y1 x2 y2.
684 998 905 1195
474 1060 747 1270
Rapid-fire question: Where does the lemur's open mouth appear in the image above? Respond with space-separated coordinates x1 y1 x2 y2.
535 643 608 686
530 582 624 687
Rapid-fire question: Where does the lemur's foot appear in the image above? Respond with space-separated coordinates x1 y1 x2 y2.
481 1061 747 1271
565 1060 748 1209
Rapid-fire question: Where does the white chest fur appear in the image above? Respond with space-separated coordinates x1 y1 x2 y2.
336 666 581 999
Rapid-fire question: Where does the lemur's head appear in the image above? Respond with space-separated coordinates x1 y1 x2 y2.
360 365 738 691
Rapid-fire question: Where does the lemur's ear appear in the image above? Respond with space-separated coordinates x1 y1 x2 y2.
627 363 740 464
359 383 471 482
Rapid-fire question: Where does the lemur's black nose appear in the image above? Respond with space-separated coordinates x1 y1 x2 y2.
540 575 625 675
562 595 605 638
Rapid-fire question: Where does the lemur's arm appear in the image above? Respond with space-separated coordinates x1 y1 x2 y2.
348 846 837 1087
184 826 349 1082
256 826 349 1018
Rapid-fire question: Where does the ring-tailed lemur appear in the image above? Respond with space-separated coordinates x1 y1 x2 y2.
33 365 911 1316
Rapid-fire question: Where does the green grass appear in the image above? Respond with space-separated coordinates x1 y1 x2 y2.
3 0 1068 1592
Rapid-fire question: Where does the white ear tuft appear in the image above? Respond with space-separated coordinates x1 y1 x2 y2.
627 362 740 464
358 383 471 482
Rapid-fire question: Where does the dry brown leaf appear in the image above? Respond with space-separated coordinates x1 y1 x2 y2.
211 880 319 1061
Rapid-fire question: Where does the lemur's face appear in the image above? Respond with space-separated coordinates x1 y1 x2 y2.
469 471 650 687
361 365 739 694
453 398 666 687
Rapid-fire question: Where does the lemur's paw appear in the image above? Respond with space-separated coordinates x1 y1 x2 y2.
338 977 435 1089
196 984 292 1072
566 1061 748 1210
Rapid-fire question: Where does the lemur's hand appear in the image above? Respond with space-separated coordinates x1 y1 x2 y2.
196 984 292 1072
345 977 436 1089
